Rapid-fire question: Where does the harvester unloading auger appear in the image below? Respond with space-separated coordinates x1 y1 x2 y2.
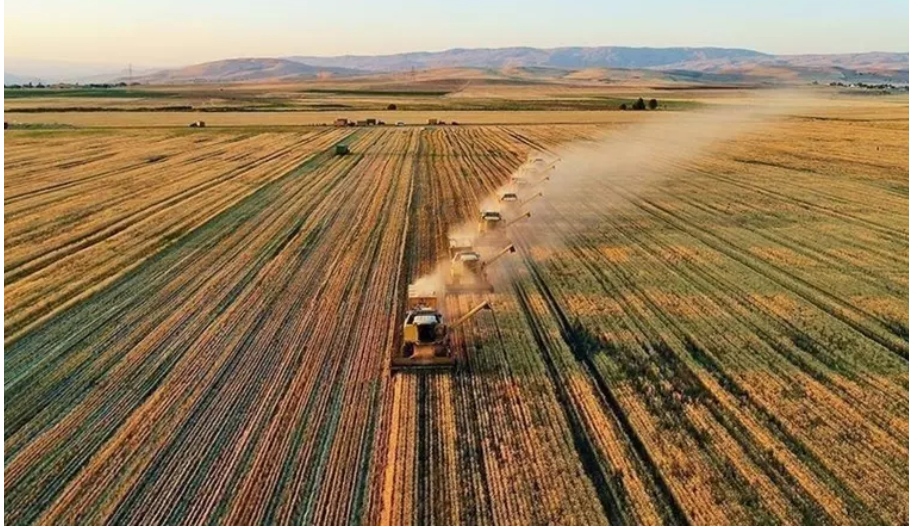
520 192 543 207
391 287 493 371
446 244 515 294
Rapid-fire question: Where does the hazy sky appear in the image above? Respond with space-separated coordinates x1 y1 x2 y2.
5 0 909 66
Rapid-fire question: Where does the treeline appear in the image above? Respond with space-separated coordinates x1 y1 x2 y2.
827 81 908 91
4 82 141 89
618 97 659 111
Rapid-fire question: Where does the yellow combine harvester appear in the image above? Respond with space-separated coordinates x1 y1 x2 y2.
529 156 560 171
478 210 530 247
392 287 492 371
449 237 476 259
501 192 543 213
478 210 530 234
447 244 515 294
512 159 558 188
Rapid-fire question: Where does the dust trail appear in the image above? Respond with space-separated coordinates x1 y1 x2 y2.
509 90 826 253
408 262 451 297
420 91 823 293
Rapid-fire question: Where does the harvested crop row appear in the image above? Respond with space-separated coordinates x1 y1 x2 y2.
505 114 907 523
4 129 351 342
5 128 416 524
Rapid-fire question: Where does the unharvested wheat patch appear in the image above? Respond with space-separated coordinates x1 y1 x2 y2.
828 247 889 268
525 245 558 262
652 244 720 265
849 296 907 321
748 293 804 318
644 290 719 319
599 245 633 263
748 246 817 269
559 293 626 317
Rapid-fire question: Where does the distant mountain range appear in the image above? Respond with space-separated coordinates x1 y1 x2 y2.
5 46 909 85
286 46 771 71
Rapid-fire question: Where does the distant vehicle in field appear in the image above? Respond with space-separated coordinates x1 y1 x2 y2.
189 120 206 128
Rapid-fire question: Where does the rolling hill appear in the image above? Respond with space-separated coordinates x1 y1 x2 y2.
10 47 907 86
287 46 770 72
132 58 367 84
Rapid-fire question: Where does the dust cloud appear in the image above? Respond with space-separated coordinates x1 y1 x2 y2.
408 262 451 297
416 90 825 295
511 90 824 250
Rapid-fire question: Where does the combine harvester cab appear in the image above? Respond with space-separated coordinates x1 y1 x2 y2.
478 210 530 247
499 190 543 215
446 244 515 294
517 157 559 184
449 237 475 259
391 287 492 372
510 176 530 189
478 210 506 246
393 287 452 371
478 210 503 235
447 250 488 294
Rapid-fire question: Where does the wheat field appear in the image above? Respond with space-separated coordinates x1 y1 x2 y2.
3 91 908 524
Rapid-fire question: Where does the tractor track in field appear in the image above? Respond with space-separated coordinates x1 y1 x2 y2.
525 210 880 523
627 195 908 360
510 278 630 526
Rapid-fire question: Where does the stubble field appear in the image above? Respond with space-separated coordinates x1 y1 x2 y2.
4 95 908 525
